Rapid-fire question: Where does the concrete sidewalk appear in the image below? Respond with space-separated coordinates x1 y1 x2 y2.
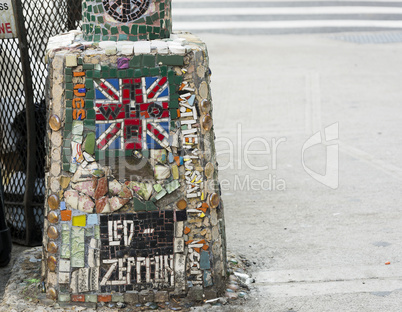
202 31 402 311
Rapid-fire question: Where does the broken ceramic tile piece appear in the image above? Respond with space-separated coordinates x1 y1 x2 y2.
78 194 95 213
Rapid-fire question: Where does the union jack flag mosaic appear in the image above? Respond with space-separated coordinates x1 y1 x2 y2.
94 77 170 152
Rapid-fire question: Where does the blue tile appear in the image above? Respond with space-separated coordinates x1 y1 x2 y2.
200 251 210 270
87 214 98 225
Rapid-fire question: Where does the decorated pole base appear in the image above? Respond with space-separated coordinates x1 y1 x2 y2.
43 32 227 304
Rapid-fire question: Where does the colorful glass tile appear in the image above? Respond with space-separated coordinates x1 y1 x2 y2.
72 215 87 227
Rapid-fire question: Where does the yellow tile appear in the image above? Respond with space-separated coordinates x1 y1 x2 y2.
72 215 86 227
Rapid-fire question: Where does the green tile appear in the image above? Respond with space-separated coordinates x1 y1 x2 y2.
65 121 72 131
111 27 118 35
101 70 110 78
93 70 101 78
63 137 71 147
65 68 72 75
121 25 129 34
63 163 70 172
86 294 97 303
139 25 146 34
160 66 168 76
143 54 155 67
86 89 94 99
112 294 124 303
168 69 175 80
127 68 134 77
146 16 153 25
134 69 142 78
65 109 73 123
130 55 142 68
65 74 72 83
65 90 73 99
84 119 95 127
133 197 146 212
86 99 94 108
142 67 149 76
146 201 158 211
109 68 117 77
86 70 93 78
86 109 95 119
71 227 85 267
149 67 159 76
84 132 95 155
119 34 128 41
174 75 183 84
130 24 138 35
117 70 127 78
170 108 178 119
150 33 158 40
63 153 70 164
152 12 159 22
169 100 179 109
65 82 73 90
66 100 72 108
157 55 184 66
170 93 179 102
85 78 93 88
64 148 72 157
83 63 94 70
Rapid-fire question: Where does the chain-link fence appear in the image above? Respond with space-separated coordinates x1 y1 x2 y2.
0 0 81 246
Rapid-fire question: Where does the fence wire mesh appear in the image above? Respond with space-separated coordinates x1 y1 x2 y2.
0 0 81 245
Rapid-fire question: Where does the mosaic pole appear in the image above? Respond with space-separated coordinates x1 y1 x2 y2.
42 0 227 305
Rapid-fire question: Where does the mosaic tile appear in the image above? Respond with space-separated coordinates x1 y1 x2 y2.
45 22 226 303
71 227 85 268
72 215 86 227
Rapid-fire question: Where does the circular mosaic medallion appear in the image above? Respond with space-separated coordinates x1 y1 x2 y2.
103 0 151 23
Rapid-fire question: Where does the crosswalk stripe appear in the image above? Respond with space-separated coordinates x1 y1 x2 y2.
173 7 402 16
173 0 402 3
174 20 402 30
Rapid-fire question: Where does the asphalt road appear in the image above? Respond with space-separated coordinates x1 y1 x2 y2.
202 28 402 311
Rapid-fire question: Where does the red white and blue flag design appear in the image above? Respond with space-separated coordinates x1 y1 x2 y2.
94 77 170 152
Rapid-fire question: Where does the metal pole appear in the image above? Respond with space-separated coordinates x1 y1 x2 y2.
12 0 37 246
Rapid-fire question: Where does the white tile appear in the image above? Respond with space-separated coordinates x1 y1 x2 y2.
59 259 70 272
174 237 185 253
134 41 151 55
59 272 70 284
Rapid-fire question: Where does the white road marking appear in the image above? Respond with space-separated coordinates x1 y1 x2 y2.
257 265 402 297
173 7 402 16
173 20 402 30
174 0 402 3
340 142 402 182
